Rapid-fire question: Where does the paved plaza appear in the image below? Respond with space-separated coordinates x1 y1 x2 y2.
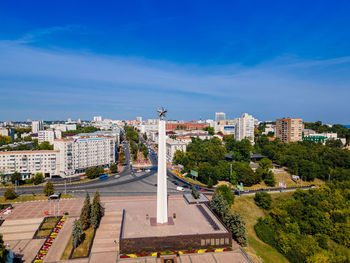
0 196 250 263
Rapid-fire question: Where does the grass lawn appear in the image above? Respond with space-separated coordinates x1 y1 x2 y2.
244 170 325 190
0 193 75 203
36 217 60 237
231 193 290 263
61 227 95 260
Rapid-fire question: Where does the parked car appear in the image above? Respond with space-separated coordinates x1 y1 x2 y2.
114 175 120 179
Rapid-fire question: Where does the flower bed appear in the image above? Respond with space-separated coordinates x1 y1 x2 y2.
33 216 66 263
120 247 232 258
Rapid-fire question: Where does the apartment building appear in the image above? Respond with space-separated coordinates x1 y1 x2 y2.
166 138 189 162
0 128 15 140
54 135 115 177
276 118 303 143
31 120 44 133
234 113 256 144
215 112 226 123
0 150 60 178
38 129 62 144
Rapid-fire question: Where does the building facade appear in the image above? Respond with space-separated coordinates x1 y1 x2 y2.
166 138 189 162
54 135 115 177
31 120 44 133
234 113 256 144
0 150 60 178
215 112 226 123
276 118 303 143
38 129 62 144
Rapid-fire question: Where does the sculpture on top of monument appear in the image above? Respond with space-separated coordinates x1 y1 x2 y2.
157 107 167 120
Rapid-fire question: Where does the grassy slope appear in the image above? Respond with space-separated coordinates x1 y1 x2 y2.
231 193 291 263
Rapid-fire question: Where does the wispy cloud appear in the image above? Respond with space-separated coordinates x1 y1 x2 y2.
0 39 349 122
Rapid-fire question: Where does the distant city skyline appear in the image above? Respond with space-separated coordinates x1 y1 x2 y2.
1 1 350 123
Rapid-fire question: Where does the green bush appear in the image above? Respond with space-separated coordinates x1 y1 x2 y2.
43 181 55 196
254 192 272 210
4 188 16 200
33 173 45 185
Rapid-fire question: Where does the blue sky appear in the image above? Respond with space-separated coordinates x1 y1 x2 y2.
1 1 350 123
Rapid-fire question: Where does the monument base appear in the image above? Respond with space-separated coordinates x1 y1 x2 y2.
119 196 231 254
150 217 174 226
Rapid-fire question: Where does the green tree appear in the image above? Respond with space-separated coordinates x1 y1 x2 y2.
0 234 7 263
80 192 91 230
4 188 16 200
204 126 215 135
10 171 22 184
33 172 44 185
191 185 200 199
0 135 11 146
215 185 235 206
254 192 272 209
37 141 54 150
143 133 147 140
210 192 229 219
224 212 248 246
91 191 104 229
264 171 276 187
198 162 219 186
43 181 55 196
258 158 273 173
110 163 118 174
72 219 83 248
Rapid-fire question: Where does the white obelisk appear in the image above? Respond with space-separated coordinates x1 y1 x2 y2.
157 110 168 224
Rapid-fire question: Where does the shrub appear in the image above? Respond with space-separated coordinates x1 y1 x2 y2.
4 188 16 200
72 219 83 248
80 192 91 230
210 192 229 219
254 192 272 210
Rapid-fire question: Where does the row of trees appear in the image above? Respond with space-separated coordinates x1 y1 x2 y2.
85 166 105 179
61 126 99 137
210 187 247 246
73 192 104 248
173 137 276 187
3 180 55 200
255 136 350 181
254 182 350 263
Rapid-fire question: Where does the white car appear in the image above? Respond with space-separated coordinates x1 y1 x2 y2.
114 175 120 179
176 186 185 192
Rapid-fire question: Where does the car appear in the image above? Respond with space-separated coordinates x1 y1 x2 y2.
114 175 120 179
199 188 206 192
145 169 151 172
176 186 185 192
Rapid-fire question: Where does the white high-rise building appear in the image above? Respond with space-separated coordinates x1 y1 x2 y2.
31 120 44 133
93 116 102 122
136 117 142 123
54 135 115 177
215 112 226 123
234 113 256 145
38 129 62 144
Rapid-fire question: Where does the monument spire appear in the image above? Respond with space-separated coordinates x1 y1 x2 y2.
156 107 168 223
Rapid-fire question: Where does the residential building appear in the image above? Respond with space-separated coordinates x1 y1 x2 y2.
166 138 189 161
38 129 62 144
234 113 256 144
93 116 102 122
54 134 115 177
0 150 60 178
166 122 208 131
136 117 142 123
276 118 303 143
262 124 275 135
49 124 77 132
31 120 44 133
215 112 226 123
0 128 15 140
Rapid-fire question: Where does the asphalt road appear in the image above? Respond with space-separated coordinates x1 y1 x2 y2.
2 140 192 198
